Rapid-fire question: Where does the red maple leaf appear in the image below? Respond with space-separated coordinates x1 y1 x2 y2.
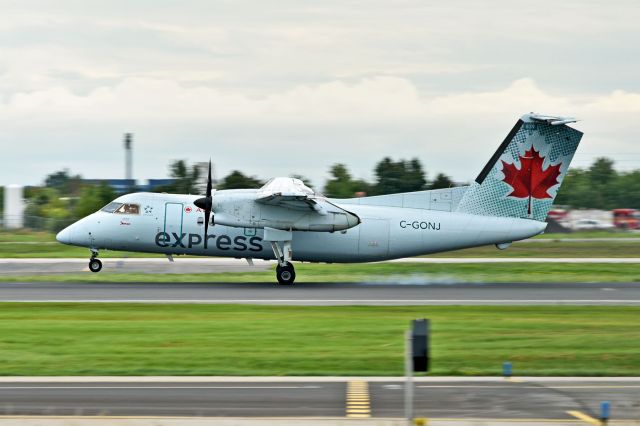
501 147 561 199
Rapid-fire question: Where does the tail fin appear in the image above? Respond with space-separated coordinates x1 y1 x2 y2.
456 113 583 221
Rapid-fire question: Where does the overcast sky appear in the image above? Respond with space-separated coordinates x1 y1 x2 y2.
2 0 640 189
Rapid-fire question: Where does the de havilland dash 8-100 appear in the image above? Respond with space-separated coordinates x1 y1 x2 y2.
56 113 582 285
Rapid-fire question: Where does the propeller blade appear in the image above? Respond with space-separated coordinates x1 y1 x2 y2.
204 209 210 249
197 159 214 249
206 159 212 197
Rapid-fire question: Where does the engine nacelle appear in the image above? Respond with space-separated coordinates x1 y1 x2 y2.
212 191 360 232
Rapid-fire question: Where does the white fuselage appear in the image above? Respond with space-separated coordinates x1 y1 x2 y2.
58 192 546 262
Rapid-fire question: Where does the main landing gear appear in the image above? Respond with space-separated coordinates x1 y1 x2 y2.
270 240 295 285
88 250 102 273
275 261 296 285
264 227 296 285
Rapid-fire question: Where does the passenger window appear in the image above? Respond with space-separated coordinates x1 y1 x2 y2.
115 203 140 215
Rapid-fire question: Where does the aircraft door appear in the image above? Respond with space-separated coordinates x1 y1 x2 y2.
164 203 184 237
358 218 390 258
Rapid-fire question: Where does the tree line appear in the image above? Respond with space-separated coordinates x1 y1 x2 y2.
555 158 640 210
162 157 454 197
7 156 639 232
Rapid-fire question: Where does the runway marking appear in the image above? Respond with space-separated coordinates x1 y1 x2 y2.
567 410 602 425
346 380 370 418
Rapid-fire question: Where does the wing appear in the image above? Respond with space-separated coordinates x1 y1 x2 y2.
255 177 354 216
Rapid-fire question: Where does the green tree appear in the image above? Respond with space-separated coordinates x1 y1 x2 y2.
23 187 73 231
612 171 640 209
323 164 371 198
44 169 83 196
74 183 117 218
554 169 591 208
169 160 201 194
589 158 616 185
588 157 618 209
372 157 427 195
218 171 263 189
430 173 454 189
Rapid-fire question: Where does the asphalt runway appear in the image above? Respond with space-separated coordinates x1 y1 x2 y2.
0 378 637 421
0 281 638 305
1 257 639 276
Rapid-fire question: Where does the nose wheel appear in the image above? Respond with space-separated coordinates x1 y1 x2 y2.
276 262 296 285
88 251 102 273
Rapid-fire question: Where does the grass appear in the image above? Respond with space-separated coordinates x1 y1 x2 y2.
427 241 640 258
0 262 639 283
0 304 637 376
533 230 639 239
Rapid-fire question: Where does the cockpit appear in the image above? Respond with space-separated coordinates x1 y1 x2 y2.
101 202 140 215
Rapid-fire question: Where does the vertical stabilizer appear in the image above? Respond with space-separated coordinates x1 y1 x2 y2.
456 113 583 221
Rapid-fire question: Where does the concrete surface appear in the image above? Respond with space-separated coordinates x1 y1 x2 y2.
0 281 638 305
0 378 636 424
1 257 639 276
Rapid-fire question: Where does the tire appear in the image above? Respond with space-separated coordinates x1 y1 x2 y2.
276 262 296 285
89 258 103 273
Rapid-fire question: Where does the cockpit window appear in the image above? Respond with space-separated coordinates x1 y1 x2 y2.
101 202 123 213
115 203 140 215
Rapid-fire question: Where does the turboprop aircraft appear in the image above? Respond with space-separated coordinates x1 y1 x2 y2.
56 113 582 284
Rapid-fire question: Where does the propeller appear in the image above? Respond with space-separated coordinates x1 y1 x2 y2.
194 160 213 248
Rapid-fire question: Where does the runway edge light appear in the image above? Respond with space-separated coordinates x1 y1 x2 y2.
503 361 512 378
601 401 610 424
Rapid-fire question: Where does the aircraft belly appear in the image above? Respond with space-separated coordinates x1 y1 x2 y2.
291 227 360 262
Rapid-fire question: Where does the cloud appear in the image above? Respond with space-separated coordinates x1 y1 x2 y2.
1 1 640 186
1 76 638 126
2 75 640 188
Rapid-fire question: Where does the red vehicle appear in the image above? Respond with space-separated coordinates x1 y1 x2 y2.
548 208 569 223
613 209 640 230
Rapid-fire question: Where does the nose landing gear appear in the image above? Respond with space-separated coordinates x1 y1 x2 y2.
88 251 102 273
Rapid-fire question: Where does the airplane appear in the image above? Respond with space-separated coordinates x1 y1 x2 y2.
56 113 582 285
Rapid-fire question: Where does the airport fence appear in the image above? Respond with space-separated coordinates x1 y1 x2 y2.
1 215 75 233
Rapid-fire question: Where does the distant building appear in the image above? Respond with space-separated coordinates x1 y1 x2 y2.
82 179 137 194
3 185 25 229
81 179 177 194
145 179 177 192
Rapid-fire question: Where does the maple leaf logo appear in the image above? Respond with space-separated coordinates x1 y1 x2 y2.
501 147 562 201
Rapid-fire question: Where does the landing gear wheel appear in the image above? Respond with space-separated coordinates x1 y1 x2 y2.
89 258 103 273
276 262 296 285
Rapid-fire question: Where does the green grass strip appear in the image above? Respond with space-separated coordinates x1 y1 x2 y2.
0 304 638 376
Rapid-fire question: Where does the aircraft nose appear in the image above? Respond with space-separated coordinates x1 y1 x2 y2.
56 226 74 245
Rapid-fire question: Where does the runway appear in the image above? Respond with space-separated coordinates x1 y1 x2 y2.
0 377 636 421
0 281 639 305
